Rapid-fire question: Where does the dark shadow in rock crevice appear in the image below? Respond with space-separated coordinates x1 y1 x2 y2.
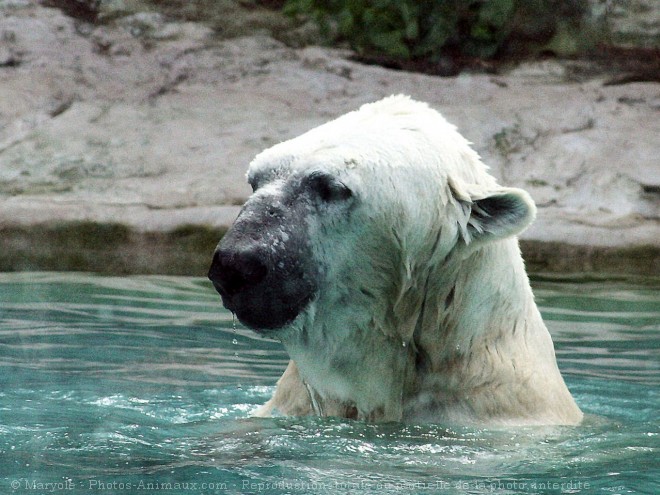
40 0 101 23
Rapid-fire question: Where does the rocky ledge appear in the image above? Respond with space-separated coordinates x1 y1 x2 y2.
0 3 658 275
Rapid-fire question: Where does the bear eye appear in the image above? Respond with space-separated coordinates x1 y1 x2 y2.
308 172 352 203
248 175 261 193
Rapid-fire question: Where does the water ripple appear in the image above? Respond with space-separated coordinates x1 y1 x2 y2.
0 273 657 494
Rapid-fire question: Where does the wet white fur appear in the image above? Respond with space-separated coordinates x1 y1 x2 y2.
248 96 582 425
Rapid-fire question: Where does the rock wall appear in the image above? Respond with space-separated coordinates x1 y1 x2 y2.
0 2 657 274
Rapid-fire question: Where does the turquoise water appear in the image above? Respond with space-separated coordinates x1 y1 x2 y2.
0 272 657 495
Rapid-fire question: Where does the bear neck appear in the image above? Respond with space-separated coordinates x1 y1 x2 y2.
408 237 582 424
278 237 581 424
281 307 416 422
417 238 535 363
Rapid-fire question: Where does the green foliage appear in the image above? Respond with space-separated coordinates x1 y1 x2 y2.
284 0 517 60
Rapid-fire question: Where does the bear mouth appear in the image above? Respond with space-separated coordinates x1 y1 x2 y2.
213 281 313 333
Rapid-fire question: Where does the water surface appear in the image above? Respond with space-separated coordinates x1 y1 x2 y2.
0 273 657 494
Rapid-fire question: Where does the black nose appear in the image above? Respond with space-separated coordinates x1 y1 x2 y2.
208 248 268 297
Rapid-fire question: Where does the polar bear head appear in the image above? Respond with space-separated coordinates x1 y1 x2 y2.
208 96 585 425
208 96 536 334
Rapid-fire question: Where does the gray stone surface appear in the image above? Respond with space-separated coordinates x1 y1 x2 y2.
0 3 658 271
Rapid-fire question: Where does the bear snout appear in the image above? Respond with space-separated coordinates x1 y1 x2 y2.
208 206 318 331
208 247 268 299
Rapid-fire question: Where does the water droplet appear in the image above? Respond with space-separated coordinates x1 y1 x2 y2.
232 338 238 346
402 341 407 348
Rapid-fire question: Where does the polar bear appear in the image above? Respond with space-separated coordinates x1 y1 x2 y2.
208 95 582 426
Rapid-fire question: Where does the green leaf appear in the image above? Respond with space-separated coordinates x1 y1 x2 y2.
368 30 411 58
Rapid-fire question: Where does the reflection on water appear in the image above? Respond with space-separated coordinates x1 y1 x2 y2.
0 273 658 494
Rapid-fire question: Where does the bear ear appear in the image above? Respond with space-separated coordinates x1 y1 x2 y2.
449 179 537 245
